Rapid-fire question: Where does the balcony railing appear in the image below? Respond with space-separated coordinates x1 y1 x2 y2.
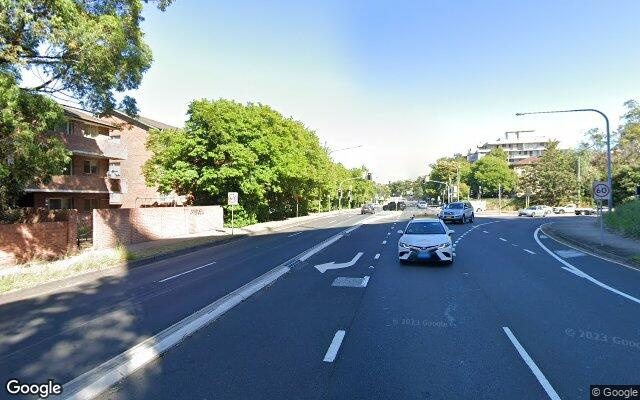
25 175 127 194
52 133 127 160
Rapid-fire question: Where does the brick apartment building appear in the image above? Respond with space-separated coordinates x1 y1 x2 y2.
22 106 128 211
105 110 178 208
21 105 177 211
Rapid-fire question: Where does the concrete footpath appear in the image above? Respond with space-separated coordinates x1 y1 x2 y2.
542 217 640 268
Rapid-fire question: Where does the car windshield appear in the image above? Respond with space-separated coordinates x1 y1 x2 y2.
445 203 464 209
405 221 446 235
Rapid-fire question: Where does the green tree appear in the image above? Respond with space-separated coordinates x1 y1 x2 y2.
612 100 640 203
470 154 516 196
0 0 172 207
522 141 577 206
144 99 368 224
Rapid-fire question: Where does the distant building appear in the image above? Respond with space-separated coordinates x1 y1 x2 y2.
467 131 551 165
512 156 540 176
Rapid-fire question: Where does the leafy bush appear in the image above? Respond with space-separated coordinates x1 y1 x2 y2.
604 200 640 238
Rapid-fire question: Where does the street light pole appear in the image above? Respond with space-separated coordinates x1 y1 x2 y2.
515 108 613 208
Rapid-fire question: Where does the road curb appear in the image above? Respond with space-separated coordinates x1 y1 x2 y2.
60 212 372 399
0 210 356 306
540 223 640 271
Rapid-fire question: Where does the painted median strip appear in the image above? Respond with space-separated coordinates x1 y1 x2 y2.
62 216 374 400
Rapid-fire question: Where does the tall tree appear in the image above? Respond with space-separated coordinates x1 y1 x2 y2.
523 141 576 206
469 154 516 196
0 0 172 207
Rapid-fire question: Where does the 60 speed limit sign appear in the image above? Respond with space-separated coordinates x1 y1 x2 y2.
592 181 610 200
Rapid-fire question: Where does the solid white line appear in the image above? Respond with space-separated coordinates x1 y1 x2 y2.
524 249 536 255
534 228 640 305
287 232 302 237
502 327 561 400
299 235 343 261
158 262 216 283
499 238 507 242
323 330 346 362
382 240 387 245
374 253 380 260
361 276 370 287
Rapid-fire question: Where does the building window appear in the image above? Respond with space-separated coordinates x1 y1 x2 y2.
108 162 121 177
83 125 100 138
47 198 74 210
83 198 99 212
62 158 74 175
83 159 98 174
111 135 121 143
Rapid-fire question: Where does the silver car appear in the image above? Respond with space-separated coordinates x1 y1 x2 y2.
518 205 548 217
438 201 475 224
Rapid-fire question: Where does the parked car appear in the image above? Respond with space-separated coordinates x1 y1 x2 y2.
417 200 428 209
438 201 475 223
553 204 577 214
360 204 375 214
398 218 454 265
397 201 407 211
518 205 548 217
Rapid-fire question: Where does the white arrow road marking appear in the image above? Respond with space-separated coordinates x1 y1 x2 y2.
314 252 364 273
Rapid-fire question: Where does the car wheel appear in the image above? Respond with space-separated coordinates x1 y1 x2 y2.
461 215 467 224
399 259 408 265
559 210 565 214
442 259 453 266
470 213 475 223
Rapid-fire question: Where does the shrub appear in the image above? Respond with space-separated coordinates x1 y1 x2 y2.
604 200 640 238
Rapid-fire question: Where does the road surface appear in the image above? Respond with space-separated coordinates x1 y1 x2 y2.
1 210 638 399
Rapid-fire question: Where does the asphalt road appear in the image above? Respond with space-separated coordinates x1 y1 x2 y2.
3 210 640 399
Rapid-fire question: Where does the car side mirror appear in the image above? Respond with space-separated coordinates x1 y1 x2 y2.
397 230 403 234
447 229 455 235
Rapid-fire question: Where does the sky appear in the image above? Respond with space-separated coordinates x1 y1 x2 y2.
126 0 640 182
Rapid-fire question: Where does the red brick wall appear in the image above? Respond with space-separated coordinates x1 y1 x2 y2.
107 118 164 208
0 210 77 266
92 206 223 249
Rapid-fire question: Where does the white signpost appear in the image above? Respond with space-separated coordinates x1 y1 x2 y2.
592 182 610 245
228 192 238 235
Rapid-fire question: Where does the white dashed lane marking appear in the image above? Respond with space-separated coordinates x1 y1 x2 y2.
499 238 507 242
374 253 380 260
382 240 387 245
524 249 536 255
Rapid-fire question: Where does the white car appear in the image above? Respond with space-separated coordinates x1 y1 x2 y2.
417 200 428 209
518 205 548 217
398 218 454 265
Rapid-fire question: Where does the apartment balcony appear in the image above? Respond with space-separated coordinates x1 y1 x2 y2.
25 175 127 195
53 133 127 160
109 192 124 205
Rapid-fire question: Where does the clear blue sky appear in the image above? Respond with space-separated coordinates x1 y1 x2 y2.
130 0 640 182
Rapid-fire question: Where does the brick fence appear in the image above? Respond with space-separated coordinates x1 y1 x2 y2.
0 210 78 266
92 206 224 249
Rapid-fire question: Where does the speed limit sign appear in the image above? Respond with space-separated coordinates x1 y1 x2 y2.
592 181 610 200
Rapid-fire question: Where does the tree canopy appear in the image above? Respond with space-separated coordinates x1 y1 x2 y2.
0 0 171 208
144 99 376 225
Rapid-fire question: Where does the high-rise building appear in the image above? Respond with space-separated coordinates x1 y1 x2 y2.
466 130 551 165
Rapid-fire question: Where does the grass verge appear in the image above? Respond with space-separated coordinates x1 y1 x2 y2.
0 235 235 295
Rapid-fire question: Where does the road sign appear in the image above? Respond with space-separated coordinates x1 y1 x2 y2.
227 192 238 205
592 182 610 200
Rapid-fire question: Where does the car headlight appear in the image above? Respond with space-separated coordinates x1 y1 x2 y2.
399 242 410 248
437 242 449 249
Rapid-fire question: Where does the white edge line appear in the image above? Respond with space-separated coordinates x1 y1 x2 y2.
62 265 290 400
287 232 302 237
502 327 561 400
299 235 343 261
361 276 370 287
323 330 346 362
158 262 216 283
534 228 640 305
540 225 639 272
